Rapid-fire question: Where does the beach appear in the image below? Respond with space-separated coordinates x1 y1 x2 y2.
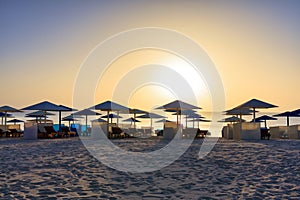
0 138 299 199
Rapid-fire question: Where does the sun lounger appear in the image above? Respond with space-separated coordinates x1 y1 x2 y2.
44 126 64 138
8 128 23 137
38 125 48 139
61 126 76 137
0 128 9 137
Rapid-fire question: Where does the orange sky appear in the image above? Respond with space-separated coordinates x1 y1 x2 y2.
1 0 300 116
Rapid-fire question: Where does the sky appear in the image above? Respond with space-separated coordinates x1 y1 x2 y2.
1 0 300 126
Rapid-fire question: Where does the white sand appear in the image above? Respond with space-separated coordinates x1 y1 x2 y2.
0 138 299 199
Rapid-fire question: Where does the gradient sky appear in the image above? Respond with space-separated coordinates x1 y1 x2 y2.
1 0 300 117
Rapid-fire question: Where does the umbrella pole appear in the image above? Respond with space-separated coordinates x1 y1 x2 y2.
176 108 179 128
117 111 119 126
287 116 290 126
85 115 88 133
107 111 109 136
185 114 188 129
59 111 62 132
150 118 153 134
69 121 71 127
44 111 47 126
134 113 136 129
264 120 267 128
1 116 3 125
4 112 7 130
253 107 256 122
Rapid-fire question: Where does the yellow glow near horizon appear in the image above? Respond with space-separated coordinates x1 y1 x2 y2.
94 49 212 112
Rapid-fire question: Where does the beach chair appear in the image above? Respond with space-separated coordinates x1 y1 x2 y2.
0 128 9 137
110 126 123 139
44 126 63 138
61 126 76 137
8 128 23 137
38 125 48 139
196 129 208 138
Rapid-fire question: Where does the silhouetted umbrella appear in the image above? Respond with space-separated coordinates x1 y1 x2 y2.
225 107 253 122
62 114 82 127
137 112 165 131
0 105 22 130
0 112 13 125
73 109 101 131
7 119 24 125
273 111 300 126
237 98 278 122
185 113 204 128
129 108 147 128
91 100 129 133
123 117 141 126
120 108 146 128
57 105 77 131
218 116 245 123
101 113 122 124
91 118 107 123
156 100 201 126
25 110 55 123
22 101 70 126
188 118 211 129
251 115 277 128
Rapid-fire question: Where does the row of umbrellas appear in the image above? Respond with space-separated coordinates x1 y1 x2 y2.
2 98 299 133
0 100 207 132
221 98 300 127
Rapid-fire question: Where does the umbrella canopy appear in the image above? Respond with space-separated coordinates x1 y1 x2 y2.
218 116 245 123
0 105 22 130
237 98 278 122
156 100 201 125
225 107 253 116
0 112 13 125
7 119 24 124
273 111 300 126
225 107 253 123
73 109 101 132
251 115 277 128
57 105 77 131
22 101 70 126
62 114 82 127
123 117 141 126
91 118 107 123
22 101 64 111
92 100 129 111
127 108 147 128
101 113 122 124
26 110 55 117
188 118 211 129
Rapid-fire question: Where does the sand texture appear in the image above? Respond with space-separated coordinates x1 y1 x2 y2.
0 138 299 199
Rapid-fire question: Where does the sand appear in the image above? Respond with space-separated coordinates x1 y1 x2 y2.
0 137 299 199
